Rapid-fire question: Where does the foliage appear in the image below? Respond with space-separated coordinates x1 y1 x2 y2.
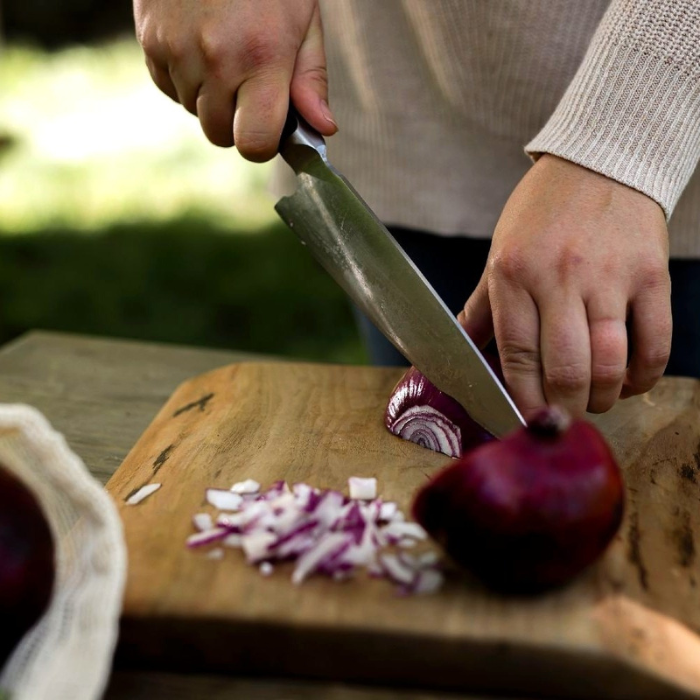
0 219 366 363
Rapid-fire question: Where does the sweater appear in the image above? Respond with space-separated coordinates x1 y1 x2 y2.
274 0 700 259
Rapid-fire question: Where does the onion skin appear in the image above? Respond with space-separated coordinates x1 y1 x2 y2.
412 407 625 593
0 465 55 665
385 366 495 458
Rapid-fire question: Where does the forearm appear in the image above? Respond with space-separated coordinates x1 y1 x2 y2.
526 0 700 219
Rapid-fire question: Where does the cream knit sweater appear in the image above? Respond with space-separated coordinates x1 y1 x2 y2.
278 0 700 258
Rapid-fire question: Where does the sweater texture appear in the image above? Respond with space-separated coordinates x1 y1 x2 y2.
274 0 700 259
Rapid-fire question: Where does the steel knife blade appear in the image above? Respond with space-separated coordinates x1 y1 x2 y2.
275 110 524 438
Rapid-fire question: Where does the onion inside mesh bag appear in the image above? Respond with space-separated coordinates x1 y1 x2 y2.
0 405 126 700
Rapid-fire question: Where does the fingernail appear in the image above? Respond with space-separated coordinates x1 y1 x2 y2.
320 100 338 129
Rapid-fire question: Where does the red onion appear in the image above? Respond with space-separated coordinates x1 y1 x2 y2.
0 465 55 665
385 366 495 458
412 407 625 593
187 477 443 595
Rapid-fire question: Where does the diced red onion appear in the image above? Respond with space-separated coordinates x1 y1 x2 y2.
348 477 377 500
126 483 161 505
379 553 415 585
187 476 444 595
231 479 260 495
206 489 243 511
186 526 230 548
206 548 224 560
193 512 213 531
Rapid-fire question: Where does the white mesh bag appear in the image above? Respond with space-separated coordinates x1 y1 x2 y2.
0 404 126 700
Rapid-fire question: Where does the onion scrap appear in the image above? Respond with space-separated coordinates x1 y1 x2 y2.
187 478 443 595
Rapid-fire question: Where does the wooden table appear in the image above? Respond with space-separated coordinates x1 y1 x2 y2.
0 331 527 700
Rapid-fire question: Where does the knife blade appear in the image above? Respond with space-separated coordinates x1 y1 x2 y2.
275 110 525 438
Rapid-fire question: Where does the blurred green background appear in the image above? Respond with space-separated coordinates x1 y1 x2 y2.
0 10 366 363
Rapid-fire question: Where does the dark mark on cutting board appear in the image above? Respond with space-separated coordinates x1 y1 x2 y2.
671 510 696 568
649 470 657 485
153 444 175 476
124 484 148 503
627 510 649 591
174 392 214 417
679 463 698 484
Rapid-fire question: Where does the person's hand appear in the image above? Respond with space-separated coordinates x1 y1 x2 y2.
459 154 671 418
133 0 337 160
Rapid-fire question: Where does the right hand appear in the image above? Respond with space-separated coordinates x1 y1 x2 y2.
134 0 338 160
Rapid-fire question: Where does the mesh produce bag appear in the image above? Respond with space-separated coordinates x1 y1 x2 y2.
0 405 126 700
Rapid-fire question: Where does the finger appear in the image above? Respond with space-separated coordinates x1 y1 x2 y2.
196 82 235 147
291 5 337 135
539 294 591 417
491 284 546 417
169 58 203 115
458 274 494 349
622 283 672 398
586 298 628 413
145 57 179 104
234 68 293 162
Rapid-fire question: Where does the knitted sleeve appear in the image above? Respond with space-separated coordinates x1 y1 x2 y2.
525 0 700 219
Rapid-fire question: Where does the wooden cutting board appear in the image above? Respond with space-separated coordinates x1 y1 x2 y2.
106 362 700 699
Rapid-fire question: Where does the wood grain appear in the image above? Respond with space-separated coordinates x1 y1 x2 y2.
0 332 539 699
107 362 700 700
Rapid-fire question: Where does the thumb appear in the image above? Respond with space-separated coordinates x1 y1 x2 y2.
290 6 338 135
457 275 494 349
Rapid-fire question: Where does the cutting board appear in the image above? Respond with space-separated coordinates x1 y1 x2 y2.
106 362 700 699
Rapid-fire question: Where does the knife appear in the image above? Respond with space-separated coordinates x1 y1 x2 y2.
275 109 525 438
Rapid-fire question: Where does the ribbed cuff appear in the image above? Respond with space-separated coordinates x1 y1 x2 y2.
526 39 700 219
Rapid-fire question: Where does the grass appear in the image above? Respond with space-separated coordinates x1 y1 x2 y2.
0 39 366 362
0 218 366 363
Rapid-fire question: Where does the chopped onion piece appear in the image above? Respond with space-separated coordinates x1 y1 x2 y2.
186 527 230 548
241 531 277 563
206 489 243 511
193 512 213 531
348 477 377 500
413 569 444 595
231 479 260 494
292 532 352 585
383 521 428 542
223 533 243 548
380 553 416 586
126 483 161 505
186 478 444 595
379 502 398 521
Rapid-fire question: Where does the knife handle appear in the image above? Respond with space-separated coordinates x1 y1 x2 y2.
278 105 328 170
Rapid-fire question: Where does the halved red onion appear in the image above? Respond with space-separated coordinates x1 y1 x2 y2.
187 476 443 595
385 366 496 458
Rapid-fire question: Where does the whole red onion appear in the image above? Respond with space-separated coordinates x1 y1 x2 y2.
0 465 55 665
412 407 624 593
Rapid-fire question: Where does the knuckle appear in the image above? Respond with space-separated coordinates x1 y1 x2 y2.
543 363 588 395
239 32 282 74
299 63 328 89
165 37 189 62
499 343 540 374
490 249 528 284
199 30 228 69
591 363 624 389
637 262 670 293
